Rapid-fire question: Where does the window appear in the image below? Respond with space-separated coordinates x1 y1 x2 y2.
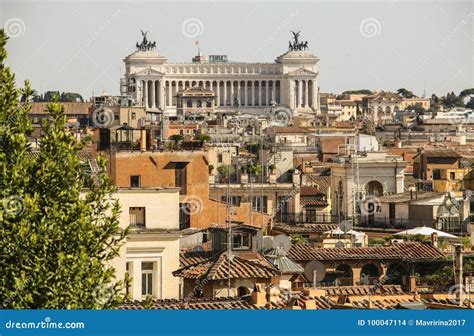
450 172 456 180
432 169 441 180
221 195 241 206
217 154 223 163
131 112 136 120
187 100 192 108
175 163 187 194
141 262 153 297
232 232 251 250
130 175 141 187
179 203 191 230
129 207 145 227
252 196 268 212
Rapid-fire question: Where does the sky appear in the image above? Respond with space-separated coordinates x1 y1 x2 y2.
1 0 473 99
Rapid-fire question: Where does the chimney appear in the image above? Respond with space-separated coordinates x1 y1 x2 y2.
367 297 373 309
285 297 302 310
266 286 281 305
408 275 417 293
251 284 267 307
302 288 326 297
431 232 438 248
140 128 147 152
455 244 463 306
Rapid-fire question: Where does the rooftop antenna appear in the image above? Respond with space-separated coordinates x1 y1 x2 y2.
226 150 233 297
422 80 426 98
350 128 361 231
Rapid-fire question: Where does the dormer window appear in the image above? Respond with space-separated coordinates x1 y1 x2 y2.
232 232 251 250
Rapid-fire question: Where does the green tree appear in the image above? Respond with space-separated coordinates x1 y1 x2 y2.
342 89 372 95
441 91 464 108
59 92 84 102
397 88 415 98
194 134 211 142
404 104 425 113
247 163 262 177
245 142 260 155
169 134 184 143
0 29 128 309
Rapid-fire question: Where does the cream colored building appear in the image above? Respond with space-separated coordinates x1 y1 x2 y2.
112 188 181 300
329 152 406 219
121 34 320 117
400 97 431 110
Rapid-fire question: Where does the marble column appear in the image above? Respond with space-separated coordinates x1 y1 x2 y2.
251 81 255 106
265 81 269 106
224 81 227 106
304 80 309 107
167 81 171 107
216 81 220 107
150 80 155 108
244 81 248 106
272 81 276 103
258 81 262 106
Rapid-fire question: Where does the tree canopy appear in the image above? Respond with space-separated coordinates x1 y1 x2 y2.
0 29 128 308
396 88 415 98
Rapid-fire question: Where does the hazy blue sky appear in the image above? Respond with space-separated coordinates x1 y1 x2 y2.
1 0 472 99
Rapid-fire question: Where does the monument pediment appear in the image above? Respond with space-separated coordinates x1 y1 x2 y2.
287 68 318 76
134 66 165 76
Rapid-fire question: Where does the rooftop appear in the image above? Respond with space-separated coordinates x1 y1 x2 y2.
287 242 445 261
273 223 339 234
174 251 280 280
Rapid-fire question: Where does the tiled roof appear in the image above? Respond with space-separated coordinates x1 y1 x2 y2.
300 186 324 196
179 251 215 267
305 175 331 194
424 149 459 158
120 293 335 310
300 197 328 207
119 293 474 310
274 223 339 234
29 102 92 115
287 242 445 261
174 251 280 280
322 285 404 296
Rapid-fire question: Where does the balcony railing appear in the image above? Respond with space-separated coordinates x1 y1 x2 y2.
274 212 338 224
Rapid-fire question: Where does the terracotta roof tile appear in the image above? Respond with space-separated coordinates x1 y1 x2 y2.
274 223 339 234
174 251 280 280
287 242 445 261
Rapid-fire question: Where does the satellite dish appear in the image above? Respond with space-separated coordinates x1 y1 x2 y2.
339 220 353 233
262 236 274 251
192 245 204 252
335 241 345 248
272 234 292 252
304 261 326 284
